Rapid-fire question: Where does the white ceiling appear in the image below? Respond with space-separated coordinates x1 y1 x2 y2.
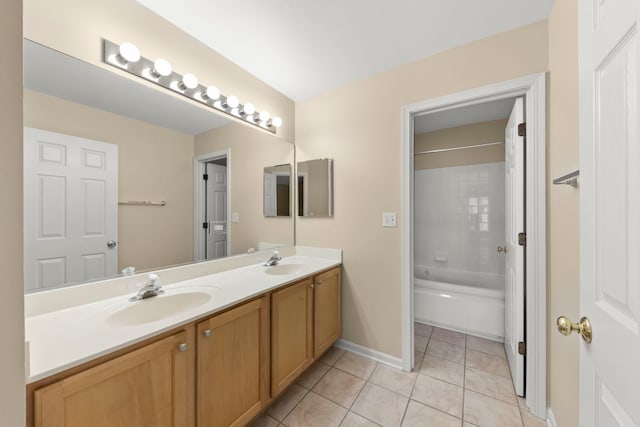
136 0 554 101
414 97 516 134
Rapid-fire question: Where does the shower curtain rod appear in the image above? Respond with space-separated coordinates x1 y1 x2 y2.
415 141 504 156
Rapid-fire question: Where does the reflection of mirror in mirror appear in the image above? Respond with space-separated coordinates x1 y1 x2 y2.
264 164 292 217
23 39 294 292
297 159 334 218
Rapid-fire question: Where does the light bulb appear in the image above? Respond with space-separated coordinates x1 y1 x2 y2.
242 103 256 115
271 117 283 128
151 58 172 78
259 111 270 122
178 73 198 90
118 42 140 64
226 95 239 109
205 86 220 100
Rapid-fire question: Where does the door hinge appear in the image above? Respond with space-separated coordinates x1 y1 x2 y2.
518 232 526 246
202 222 209 229
518 341 526 356
203 173 209 180
517 122 526 137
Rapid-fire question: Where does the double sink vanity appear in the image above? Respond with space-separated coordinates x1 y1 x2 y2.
25 246 342 427
22 29 339 427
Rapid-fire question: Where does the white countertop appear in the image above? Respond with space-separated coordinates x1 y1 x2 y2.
25 251 340 384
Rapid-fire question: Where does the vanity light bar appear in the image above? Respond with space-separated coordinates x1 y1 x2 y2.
102 39 282 134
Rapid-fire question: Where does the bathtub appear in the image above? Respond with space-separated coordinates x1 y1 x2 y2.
414 265 505 341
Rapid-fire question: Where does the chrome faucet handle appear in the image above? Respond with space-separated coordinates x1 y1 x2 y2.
146 273 160 288
129 273 163 301
264 250 282 266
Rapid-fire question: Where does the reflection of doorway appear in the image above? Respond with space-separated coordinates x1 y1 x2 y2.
194 150 230 261
206 160 227 259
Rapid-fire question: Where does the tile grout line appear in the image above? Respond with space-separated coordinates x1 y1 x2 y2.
462 333 468 425
411 329 469 424
344 362 384 426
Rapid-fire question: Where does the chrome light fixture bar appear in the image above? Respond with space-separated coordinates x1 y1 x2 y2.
102 39 282 134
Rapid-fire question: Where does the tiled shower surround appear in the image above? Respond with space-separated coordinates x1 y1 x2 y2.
414 162 506 278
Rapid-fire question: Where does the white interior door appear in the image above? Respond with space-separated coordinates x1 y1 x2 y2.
24 127 118 291
579 0 640 425
205 162 227 259
504 97 525 396
264 172 277 217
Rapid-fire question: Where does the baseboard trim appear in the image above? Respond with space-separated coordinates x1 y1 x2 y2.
547 407 558 427
334 339 404 370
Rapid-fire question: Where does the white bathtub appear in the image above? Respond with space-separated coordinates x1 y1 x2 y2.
414 266 505 341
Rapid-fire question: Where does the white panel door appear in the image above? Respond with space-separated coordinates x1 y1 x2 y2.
504 97 525 396
264 172 277 217
205 163 227 259
24 128 118 291
579 0 640 425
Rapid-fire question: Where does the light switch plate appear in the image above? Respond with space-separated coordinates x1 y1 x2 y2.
382 212 397 227
231 212 240 223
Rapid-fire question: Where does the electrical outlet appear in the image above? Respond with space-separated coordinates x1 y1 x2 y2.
231 212 240 223
382 212 397 227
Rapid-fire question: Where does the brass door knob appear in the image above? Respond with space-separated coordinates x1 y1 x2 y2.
556 315 592 343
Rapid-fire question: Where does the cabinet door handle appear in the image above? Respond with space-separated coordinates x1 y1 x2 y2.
203 329 212 337
177 343 188 352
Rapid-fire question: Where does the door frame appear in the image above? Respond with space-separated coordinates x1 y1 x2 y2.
400 73 547 418
194 149 231 261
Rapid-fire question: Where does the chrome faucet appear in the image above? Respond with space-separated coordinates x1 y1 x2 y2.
264 250 282 267
129 273 164 301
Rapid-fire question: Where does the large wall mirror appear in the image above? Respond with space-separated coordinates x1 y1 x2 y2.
23 39 294 292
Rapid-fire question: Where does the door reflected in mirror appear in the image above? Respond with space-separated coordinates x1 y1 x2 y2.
264 164 291 217
297 159 333 218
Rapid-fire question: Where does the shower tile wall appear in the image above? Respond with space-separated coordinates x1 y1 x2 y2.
415 162 506 276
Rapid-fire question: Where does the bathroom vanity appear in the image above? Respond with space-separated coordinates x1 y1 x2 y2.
25 247 341 427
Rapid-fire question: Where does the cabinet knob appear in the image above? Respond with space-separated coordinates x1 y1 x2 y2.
310 283 315 289
317 279 323 285
177 343 188 352
203 329 212 337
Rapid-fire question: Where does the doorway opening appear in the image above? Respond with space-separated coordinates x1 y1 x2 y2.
412 96 527 396
401 73 546 418
194 150 230 261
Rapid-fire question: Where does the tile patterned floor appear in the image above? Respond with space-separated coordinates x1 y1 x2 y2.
249 324 547 427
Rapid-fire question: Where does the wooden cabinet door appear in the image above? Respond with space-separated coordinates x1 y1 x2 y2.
314 267 342 357
271 277 314 396
34 331 191 427
197 296 269 427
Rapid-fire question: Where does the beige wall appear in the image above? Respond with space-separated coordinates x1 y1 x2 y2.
24 0 295 142
24 90 195 272
296 21 548 357
0 0 25 425
415 119 507 170
547 0 580 425
195 123 294 254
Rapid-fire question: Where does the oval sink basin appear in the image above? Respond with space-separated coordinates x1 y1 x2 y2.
107 291 212 327
264 264 306 276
